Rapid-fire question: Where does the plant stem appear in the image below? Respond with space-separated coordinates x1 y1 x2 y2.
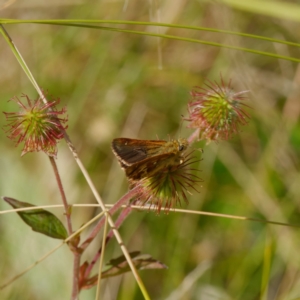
84 206 133 279
80 185 141 251
49 156 80 300
188 128 200 144
96 213 109 299
71 251 80 300
49 156 73 235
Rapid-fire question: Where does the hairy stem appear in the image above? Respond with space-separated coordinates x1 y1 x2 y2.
49 156 73 235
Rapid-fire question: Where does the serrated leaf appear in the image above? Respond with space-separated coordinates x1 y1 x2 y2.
80 251 167 289
3 197 68 240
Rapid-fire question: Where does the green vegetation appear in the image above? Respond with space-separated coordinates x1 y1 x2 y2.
1 1 300 299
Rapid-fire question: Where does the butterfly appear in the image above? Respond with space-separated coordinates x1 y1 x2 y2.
111 138 189 181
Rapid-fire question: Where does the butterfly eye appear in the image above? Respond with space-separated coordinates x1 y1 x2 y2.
179 145 185 151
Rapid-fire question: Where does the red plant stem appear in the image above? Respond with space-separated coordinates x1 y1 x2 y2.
79 185 142 251
188 128 200 144
49 156 79 299
84 206 133 279
49 156 73 235
71 251 80 300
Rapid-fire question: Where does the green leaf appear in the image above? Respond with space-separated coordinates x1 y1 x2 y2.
104 251 168 275
3 197 68 240
81 251 167 289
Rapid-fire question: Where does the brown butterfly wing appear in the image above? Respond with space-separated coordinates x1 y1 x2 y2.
124 152 180 181
112 138 188 181
111 138 167 166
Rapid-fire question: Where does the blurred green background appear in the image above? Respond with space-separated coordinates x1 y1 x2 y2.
1 0 300 299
